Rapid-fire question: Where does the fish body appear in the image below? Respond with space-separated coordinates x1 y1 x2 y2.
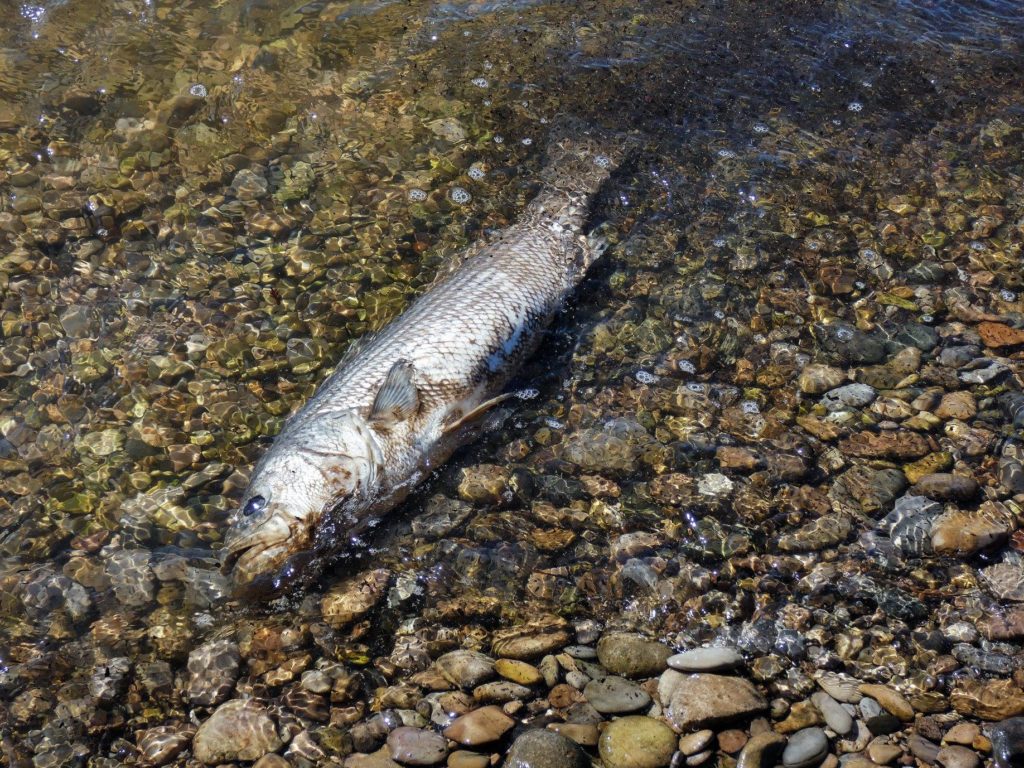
224 130 626 595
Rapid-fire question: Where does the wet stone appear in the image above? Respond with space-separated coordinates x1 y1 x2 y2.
798 364 846 394
596 633 672 678
491 614 571 659
386 727 448 766
811 692 853 736
193 700 283 765
457 464 511 504
990 717 1024 768
822 383 877 412
980 562 1024 602
931 504 1013 556
668 647 744 672
782 727 828 768
136 725 195 766
952 679 1024 721
505 729 589 768
436 650 495 689
666 673 768 731
598 715 678 768
936 744 981 768
321 568 390 628
188 639 241 706
912 473 979 502
737 731 786 768
442 706 514 746
494 659 543 686
583 675 651 714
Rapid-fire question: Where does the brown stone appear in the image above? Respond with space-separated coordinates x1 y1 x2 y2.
666 674 768 731
859 684 914 721
951 679 1024 721
979 321 1024 348
717 446 761 471
717 729 748 753
935 391 977 421
321 569 390 628
839 430 931 460
442 706 515 746
977 606 1024 640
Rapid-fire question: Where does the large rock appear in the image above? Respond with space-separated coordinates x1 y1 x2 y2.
598 715 678 768
596 633 672 678
666 674 768 731
505 729 589 768
193 700 282 765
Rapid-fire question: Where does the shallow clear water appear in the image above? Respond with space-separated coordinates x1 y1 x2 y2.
2 0 1024 764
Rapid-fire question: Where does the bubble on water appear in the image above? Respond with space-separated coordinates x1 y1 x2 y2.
471 77 489 88
752 123 769 134
678 360 696 374
407 188 427 202
1000 289 1017 301
467 163 487 180
448 186 471 205
593 154 611 169
854 281 866 290
741 400 760 414
189 83 208 98
515 388 539 400
969 240 986 251
521 137 533 146
921 314 934 323
544 417 564 430
713 309 726 320
686 382 707 393
712 237 726 248
635 370 659 385
835 327 854 342
716 148 736 158
848 101 863 112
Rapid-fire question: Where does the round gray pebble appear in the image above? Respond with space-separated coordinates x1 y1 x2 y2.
782 727 829 768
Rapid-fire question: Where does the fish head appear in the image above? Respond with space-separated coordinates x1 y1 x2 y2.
223 413 381 597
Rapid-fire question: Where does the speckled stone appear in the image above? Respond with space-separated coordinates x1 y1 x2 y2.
666 674 768 731
584 675 652 714
385 727 448 765
505 729 589 768
598 715 678 768
597 633 672 678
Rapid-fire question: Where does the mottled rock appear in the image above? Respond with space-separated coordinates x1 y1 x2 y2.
936 744 981 768
815 672 863 704
386 727 448 766
598 715 678 768
597 633 672 678
839 430 930 460
193 700 282 764
980 562 1024 602
457 464 511 504
187 639 241 706
321 569 390 628
931 503 1013 556
952 679 1024 721
798 365 846 394
491 615 571 659
935 392 977 421
506 729 589 768
666 674 768 731
822 383 877 411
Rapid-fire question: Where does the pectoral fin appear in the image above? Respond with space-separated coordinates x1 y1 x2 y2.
370 359 420 426
443 393 512 435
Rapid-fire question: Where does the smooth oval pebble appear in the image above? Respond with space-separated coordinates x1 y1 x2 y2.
505 729 589 768
810 692 853 736
597 633 672 678
442 706 515 746
737 731 786 768
386 726 448 765
782 727 828 768
494 659 543 686
598 715 678 768
668 647 743 672
584 675 652 714
436 650 496 689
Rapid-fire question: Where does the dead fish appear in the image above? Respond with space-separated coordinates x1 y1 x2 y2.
223 126 630 596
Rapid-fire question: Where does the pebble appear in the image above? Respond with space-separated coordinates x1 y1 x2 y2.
858 684 914 721
822 383 877 411
990 717 1024 768
866 714 901 736
321 569 391 628
597 633 672 678
909 734 941 764
584 675 651 713
598 715 678 768
436 650 496 689
678 729 715 756
494 659 542 685
782 728 828 768
187 639 241 706
442 706 515 746
491 615 571 659
811 692 853 736
936 744 981 768
666 674 768 731
867 740 902 764
548 722 599 747
193 700 283 765
816 673 863 704
718 729 748 753
736 731 786 768
253 755 291 768
952 679 1024 720
667 647 743 672
505 729 589 768
386 727 448 765
913 473 979 502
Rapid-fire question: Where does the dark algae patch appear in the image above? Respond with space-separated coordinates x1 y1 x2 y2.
2 1 1024 766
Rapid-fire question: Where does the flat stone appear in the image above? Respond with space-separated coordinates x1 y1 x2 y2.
666 674 768 732
193 700 282 765
913 473 979 502
867 740 902 764
321 569 390 628
799 364 846 394
547 722 599 747
822 383 877 411
953 679 1024 721
491 614 571 659
931 501 1014 557
446 752 489 768
494 659 543 686
718 729 748 753
678 729 715 756
505 729 589 768
815 673 862 704
584 675 651 714
442 706 515 746
667 647 744 673
782 727 828 768
598 715 678 768
436 651 496 689
935 391 977 421
386 727 448 766
597 633 672 678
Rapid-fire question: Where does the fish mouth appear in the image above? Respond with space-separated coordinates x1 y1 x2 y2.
222 515 295 587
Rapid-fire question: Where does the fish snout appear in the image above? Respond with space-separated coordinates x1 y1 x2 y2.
222 504 301 588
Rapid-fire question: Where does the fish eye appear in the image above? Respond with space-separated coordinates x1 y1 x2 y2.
243 495 267 517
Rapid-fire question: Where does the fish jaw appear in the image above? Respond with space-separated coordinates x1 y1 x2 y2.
222 500 314 592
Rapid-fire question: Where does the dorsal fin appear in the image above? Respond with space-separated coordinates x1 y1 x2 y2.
369 359 419 426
